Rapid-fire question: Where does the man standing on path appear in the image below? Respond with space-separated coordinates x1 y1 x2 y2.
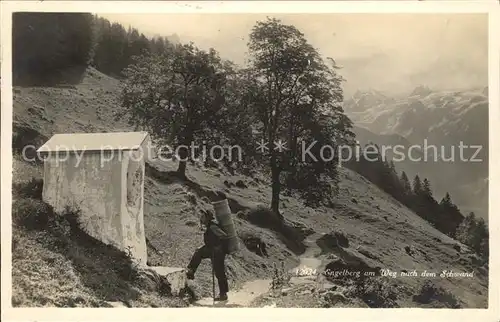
186 210 229 301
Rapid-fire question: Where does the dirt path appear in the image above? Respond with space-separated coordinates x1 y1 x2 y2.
190 233 326 308
190 279 273 308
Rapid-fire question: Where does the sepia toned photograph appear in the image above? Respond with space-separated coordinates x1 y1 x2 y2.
1 1 498 317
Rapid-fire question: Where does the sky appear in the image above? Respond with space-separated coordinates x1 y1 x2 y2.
99 13 488 95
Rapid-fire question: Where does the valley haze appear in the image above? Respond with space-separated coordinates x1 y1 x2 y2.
99 13 488 95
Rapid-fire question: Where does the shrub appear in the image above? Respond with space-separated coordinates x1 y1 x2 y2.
413 280 461 308
185 192 197 204
12 126 47 159
240 233 268 257
354 277 399 308
245 205 306 254
299 180 334 208
236 210 247 220
235 180 247 189
12 198 53 230
334 231 349 248
59 205 88 237
270 261 291 291
316 230 349 252
13 178 44 200
246 204 282 229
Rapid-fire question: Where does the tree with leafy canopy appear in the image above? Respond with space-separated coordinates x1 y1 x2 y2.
422 178 433 198
13 12 94 86
119 43 230 177
440 192 454 208
246 17 353 216
209 66 260 171
455 212 477 246
470 217 488 254
400 171 412 196
456 212 489 260
92 20 129 77
412 175 422 195
434 192 463 237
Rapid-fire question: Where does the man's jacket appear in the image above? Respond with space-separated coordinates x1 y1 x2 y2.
204 220 229 252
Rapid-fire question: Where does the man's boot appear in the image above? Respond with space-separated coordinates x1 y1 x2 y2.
214 293 228 301
186 268 195 280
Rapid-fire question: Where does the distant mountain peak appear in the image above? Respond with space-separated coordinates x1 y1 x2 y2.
344 87 488 220
166 33 181 45
410 85 433 97
352 88 387 99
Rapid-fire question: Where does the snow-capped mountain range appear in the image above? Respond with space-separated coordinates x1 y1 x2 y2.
344 85 488 221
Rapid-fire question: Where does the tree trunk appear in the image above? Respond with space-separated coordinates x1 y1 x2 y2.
176 131 193 179
270 160 283 220
177 158 187 178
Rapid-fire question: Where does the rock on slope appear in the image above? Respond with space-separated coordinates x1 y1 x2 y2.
12 67 488 307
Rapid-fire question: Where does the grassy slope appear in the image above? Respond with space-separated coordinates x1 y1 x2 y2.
12 68 488 307
12 221 188 307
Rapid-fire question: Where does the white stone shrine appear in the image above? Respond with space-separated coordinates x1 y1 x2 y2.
37 131 153 264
